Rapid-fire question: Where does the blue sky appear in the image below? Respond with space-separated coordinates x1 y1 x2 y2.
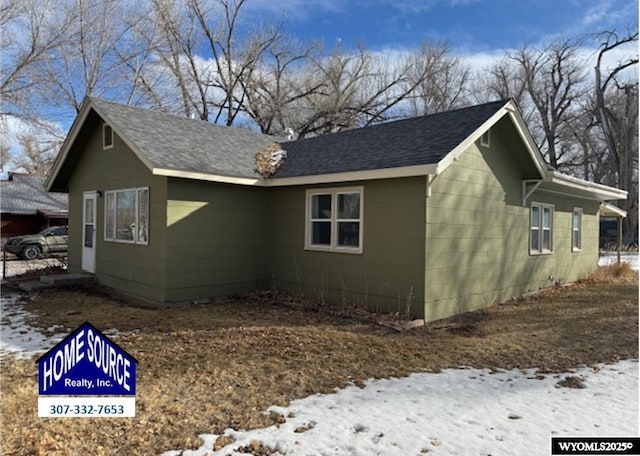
247 0 638 53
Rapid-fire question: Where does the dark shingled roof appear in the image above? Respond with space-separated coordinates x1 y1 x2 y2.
1 174 68 214
90 98 279 179
275 99 509 178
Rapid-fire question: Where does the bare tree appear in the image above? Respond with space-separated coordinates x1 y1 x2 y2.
32 0 151 118
513 40 588 168
245 42 466 139
241 37 322 135
11 133 60 174
404 41 471 116
187 0 283 125
143 0 208 118
594 30 639 242
1 0 71 120
475 57 528 106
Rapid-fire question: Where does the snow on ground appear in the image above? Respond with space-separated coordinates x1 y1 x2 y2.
164 361 639 456
0 293 124 359
1 268 638 456
598 252 639 271
0 293 67 359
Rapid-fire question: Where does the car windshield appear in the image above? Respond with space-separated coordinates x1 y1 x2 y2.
39 227 63 236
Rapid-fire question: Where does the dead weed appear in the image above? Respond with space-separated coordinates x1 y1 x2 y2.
0 270 637 455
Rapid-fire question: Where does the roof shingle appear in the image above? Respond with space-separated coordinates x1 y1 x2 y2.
275 100 508 178
90 98 279 179
1 174 68 215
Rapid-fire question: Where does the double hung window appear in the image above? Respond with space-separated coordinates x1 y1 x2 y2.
306 187 363 253
530 203 553 254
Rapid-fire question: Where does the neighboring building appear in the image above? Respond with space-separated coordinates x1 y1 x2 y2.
46 98 627 321
1 173 68 240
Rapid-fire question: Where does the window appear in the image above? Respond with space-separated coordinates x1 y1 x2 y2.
530 203 553 254
306 187 363 253
480 129 490 147
103 123 114 150
104 188 149 245
572 208 582 251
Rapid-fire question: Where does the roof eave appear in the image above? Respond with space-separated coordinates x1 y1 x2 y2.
46 98 156 192
435 100 547 178
45 97 93 192
547 171 628 201
154 163 439 187
599 202 627 218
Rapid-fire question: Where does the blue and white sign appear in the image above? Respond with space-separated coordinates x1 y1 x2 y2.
37 322 137 396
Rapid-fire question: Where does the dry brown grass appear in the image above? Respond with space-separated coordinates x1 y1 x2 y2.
1 268 637 455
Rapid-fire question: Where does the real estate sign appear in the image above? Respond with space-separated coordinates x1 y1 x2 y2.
36 322 137 417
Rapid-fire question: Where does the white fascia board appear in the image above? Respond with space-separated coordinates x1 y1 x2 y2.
546 171 628 201
154 163 438 187
435 104 510 175
45 98 94 191
504 105 548 177
265 164 438 187
46 98 157 191
152 168 262 186
90 103 155 173
599 202 627 218
435 100 548 177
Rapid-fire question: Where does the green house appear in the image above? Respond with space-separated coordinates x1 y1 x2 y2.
46 98 627 321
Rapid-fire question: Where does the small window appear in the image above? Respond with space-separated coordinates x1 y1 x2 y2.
104 187 149 245
572 208 582 251
103 123 114 150
480 129 490 147
306 187 363 253
530 202 553 254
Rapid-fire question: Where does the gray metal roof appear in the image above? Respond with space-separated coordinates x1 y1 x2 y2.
90 98 280 179
275 100 509 178
1 174 68 215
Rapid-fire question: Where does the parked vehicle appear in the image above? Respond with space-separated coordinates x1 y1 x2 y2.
4 226 68 260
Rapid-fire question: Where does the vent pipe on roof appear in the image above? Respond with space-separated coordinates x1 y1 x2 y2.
284 128 295 140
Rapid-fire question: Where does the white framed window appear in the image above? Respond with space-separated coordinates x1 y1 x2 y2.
104 187 149 245
572 208 582 251
480 129 490 147
103 123 114 150
305 187 363 253
530 202 553 254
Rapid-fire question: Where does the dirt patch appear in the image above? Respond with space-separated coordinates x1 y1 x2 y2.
556 376 587 389
1 267 637 455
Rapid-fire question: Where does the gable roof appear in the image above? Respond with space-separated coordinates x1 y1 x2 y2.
91 98 278 179
277 100 508 178
46 97 626 202
2 173 68 215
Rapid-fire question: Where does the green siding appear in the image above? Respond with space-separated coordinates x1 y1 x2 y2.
64 112 604 319
424 118 600 321
164 179 270 301
66 112 168 301
269 178 426 317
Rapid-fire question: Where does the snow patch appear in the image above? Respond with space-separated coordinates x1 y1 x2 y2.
163 361 638 456
598 252 639 271
0 294 67 359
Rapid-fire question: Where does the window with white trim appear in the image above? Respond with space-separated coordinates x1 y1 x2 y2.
572 208 582 251
103 123 114 150
306 187 363 253
530 202 553 254
104 188 149 245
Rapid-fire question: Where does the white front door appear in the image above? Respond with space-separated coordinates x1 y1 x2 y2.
82 191 97 273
